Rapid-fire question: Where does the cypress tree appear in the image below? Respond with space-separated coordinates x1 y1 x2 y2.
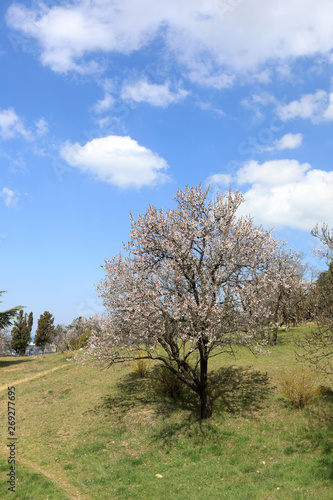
11 310 33 355
35 311 55 353
27 311 33 334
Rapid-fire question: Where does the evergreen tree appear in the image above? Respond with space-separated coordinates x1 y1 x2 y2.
0 291 22 329
27 311 33 335
11 310 33 356
35 311 55 353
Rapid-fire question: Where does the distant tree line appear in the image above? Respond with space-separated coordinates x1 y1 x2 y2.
52 315 100 352
0 302 99 356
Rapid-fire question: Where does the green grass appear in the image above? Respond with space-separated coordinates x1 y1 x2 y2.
0 457 70 499
0 326 332 499
0 352 71 387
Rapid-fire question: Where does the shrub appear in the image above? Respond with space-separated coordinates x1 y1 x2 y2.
134 358 150 378
275 365 322 409
131 355 151 378
150 364 185 399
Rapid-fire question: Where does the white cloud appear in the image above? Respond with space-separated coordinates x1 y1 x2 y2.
92 79 115 113
322 92 333 120
93 93 115 113
6 0 162 74
196 101 225 116
264 133 304 152
276 64 293 80
277 90 333 123
121 79 188 107
236 159 311 187
0 108 32 140
273 133 303 150
60 135 169 189
186 64 236 90
206 173 232 186
93 116 114 129
35 117 49 136
0 187 19 208
7 1 333 84
0 150 26 171
208 159 333 231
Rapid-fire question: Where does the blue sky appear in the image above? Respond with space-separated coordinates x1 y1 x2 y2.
1 0 333 331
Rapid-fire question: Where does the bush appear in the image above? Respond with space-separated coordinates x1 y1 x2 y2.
150 364 185 399
275 365 322 409
131 357 151 378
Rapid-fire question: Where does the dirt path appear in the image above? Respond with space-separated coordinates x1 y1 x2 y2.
1 364 92 499
1 444 91 499
18 455 92 499
0 365 68 392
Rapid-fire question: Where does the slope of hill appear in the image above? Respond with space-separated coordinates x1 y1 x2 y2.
0 327 332 499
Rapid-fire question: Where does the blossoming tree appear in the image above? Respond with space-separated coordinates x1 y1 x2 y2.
89 185 299 419
296 223 333 378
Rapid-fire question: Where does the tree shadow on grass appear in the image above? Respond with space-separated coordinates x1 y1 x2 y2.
85 371 171 420
209 365 273 415
85 369 200 424
0 357 33 368
149 366 273 446
87 365 272 427
306 386 333 429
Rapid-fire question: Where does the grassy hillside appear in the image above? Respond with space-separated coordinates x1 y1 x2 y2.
0 326 332 499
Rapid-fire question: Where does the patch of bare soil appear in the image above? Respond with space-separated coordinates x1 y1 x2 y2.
0 365 67 392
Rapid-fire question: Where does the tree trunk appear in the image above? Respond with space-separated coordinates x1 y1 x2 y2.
271 294 282 345
199 348 212 419
200 388 213 419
